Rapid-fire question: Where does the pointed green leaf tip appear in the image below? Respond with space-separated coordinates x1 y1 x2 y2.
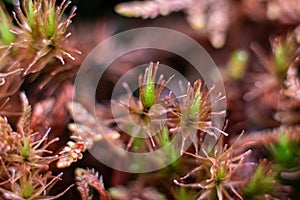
22 181 33 198
228 50 248 79
0 22 14 44
142 62 156 110
215 164 226 183
160 126 170 147
46 1 56 37
275 43 287 72
243 164 274 198
27 0 35 29
189 85 202 120
21 138 31 158
274 38 293 77
270 133 294 166
0 6 15 44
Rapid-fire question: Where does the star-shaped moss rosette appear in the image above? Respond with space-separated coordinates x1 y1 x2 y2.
112 62 226 156
0 93 72 199
243 161 278 199
267 132 300 183
11 0 80 75
247 34 296 100
0 0 80 75
169 80 227 155
0 0 80 116
0 93 59 170
111 62 173 152
174 134 252 200
243 32 300 126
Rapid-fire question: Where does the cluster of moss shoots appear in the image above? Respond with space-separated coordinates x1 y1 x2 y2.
0 0 300 200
